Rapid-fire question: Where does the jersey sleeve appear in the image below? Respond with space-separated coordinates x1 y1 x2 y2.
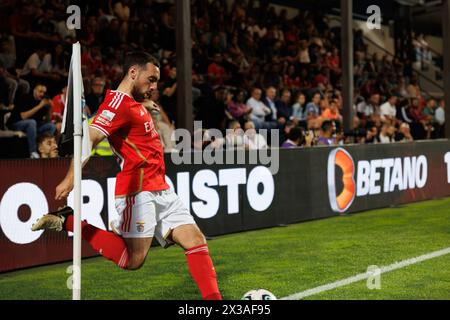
90 100 129 137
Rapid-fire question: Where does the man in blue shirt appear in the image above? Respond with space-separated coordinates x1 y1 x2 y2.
304 92 321 120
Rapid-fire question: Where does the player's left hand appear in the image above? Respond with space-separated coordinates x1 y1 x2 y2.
144 100 160 114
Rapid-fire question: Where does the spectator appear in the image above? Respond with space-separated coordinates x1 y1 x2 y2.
0 37 30 107
396 77 409 99
297 40 311 64
291 93 306 123
422 98 436 121
81 46 103 78
10 3 34 38
317 120 336 146
325 47 341 78
201 86 228 132
283 64 301 90
275 89 292 126
98 18 123 50
262 86 278 123
434 99 445 138
50 43 69 79
281 126 303 148
225 120 245 150
85 77 106 117
32 7 57 39
244 121 268 150
407 75 425 107
37 132 59 158
435 99 445 126
357 93 381 119
207 53 228 87
281 120 295 145
227 89 252 124
321 99 342 121
365 126 379 144
0 60 9 108
408 97 433 140
51 85 67 136
247 88 274 129
6 84 56 158
395 123 414 143
379 124 394 144
161 65 177 123
113 0 131 43
19 47 61 95
304 92 321 120
380 94 398 124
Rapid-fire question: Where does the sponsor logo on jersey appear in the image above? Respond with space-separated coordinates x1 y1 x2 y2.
101 110 116 122
95 115 112 127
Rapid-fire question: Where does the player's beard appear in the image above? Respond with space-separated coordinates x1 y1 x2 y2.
131 85 148 103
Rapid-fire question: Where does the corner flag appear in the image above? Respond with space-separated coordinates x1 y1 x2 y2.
60 45 91 162
59 42 90 300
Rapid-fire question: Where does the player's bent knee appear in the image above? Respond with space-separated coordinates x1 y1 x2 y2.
184 233 207 249
127 254 147 271
127 261 144 271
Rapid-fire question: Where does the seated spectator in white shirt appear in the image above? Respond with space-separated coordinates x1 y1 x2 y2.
210 121 245 150
379 124 394 144
357 93 381 119
434 99 445 138
435 99 445 126
247 88 274 129
225 121 245 150
380 94 398 124
244 121 268 150
262 86 278 122
19 48 61 94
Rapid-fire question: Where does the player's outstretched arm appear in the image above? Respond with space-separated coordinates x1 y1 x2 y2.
55 127 107 200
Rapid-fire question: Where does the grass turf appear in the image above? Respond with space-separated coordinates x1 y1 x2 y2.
1 198 450 300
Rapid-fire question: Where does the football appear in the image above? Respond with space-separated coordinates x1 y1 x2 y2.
242 289 277 300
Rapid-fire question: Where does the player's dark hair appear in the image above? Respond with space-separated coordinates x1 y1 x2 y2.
123 51 160 79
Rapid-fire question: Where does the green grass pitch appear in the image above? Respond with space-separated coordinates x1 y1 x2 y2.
1 198 450 300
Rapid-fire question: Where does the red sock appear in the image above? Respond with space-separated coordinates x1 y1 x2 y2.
185 245 222 300
65 215 129 269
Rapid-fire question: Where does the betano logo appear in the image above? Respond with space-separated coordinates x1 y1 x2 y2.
327 148 356 213
328 148 428 213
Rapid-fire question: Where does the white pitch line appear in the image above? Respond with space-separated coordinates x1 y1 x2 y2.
281 247 450 300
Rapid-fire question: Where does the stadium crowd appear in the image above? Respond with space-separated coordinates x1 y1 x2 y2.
0 0 446 158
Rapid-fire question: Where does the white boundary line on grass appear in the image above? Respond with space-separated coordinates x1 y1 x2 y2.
281 246 450 300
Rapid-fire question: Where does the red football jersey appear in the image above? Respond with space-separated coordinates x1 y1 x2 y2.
91 90 169 197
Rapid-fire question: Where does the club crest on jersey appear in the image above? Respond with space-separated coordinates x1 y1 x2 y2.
136 221 145 233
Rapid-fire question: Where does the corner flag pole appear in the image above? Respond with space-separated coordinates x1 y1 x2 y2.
72 42 82 300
